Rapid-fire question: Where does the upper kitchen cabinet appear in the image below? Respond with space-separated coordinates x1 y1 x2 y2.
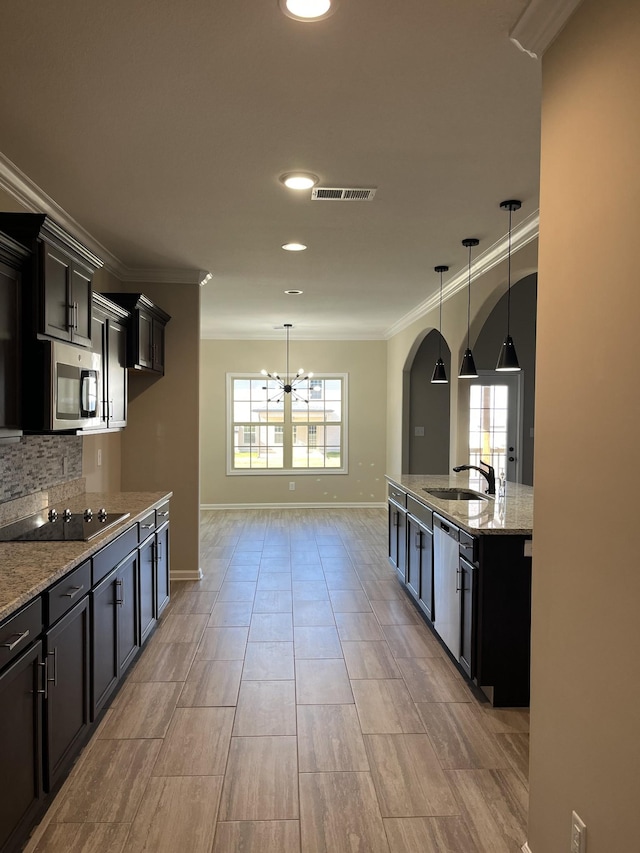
105 293 170 375
0 213 103 349
0 231 28 442
91 294 129 430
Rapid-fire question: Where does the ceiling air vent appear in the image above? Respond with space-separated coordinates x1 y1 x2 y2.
311 187 377 201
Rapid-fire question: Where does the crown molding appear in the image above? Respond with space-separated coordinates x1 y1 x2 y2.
521 844 533 853
509 0 585 58
384 210 539 340
0 151 210 286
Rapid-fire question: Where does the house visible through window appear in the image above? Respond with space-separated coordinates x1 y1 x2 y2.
228 374 346 473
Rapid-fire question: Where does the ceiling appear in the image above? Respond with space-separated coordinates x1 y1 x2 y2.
0 0 541 339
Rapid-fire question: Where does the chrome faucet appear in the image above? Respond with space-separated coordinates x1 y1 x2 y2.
452 460 496 495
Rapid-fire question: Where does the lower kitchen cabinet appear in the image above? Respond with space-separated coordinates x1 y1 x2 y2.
156 521 170 617
91 551 139 719
388 489 407 583
406 497 434 617
139 534 156 643
0 642 43 853
459 556 476 679
44 597 90 792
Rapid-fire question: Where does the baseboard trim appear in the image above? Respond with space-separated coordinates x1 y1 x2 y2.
201 502 386 510
522 843 533 853
170 568 204 581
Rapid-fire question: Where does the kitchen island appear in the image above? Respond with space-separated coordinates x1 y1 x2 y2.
387 473 533 708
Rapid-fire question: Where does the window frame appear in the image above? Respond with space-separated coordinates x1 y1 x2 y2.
226 372 348 476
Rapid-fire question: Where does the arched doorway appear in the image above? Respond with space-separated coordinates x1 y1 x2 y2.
406 330 451 474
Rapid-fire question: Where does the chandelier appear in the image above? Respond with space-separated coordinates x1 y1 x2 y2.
261 323 314 403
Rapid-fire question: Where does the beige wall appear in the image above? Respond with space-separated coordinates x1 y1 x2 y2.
118 281 201 578
200 338 387 505
528 2 640 851
386 239 539 478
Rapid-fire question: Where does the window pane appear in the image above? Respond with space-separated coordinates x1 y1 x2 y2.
325 447 341 467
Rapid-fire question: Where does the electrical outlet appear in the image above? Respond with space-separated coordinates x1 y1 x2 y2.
571 811 586 853
289 481 295 491
97 449 102 467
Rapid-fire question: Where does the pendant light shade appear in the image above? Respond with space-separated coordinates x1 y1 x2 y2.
496 200 522 372
431 265 449 384
459 238 479 379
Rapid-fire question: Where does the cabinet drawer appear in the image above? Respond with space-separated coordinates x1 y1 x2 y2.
0 598 42 670
387 483 407 506
46 560 91 626
92 525 137 585
407 496 433 529
459 529 478 564
138 511 156 541
155 501 170 524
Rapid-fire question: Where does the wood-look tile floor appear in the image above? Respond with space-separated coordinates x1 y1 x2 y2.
25 508 529 853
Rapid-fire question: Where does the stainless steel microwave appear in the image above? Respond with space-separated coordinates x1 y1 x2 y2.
24 340 102 432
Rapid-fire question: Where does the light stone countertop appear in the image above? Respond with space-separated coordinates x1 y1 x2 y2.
386 473 533 536
0 490 172 624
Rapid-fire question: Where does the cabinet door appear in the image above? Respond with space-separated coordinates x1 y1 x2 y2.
91 569 118 718
70 263 93 347
0 261 21 431
151 317 165 374
406 517 421 600
44 597 90 792
418 527 434 622
138 311 153 369
117 553 139 677
107 319 127 427
0 642 43 853
396 509 407 584
388 502 398 568
156 522 170 617
42 243 72 342
91 311 109 428
459 558 476 678
139 537 156 644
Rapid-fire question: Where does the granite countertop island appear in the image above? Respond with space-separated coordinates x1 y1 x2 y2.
0 484 172 623
387 473 533 536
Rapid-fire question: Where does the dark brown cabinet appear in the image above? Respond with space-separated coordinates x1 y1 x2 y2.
91 294 128 430
91 551 139 719
0 642 43 853
0 214 102 349
156 520 170 618
104 293 170 375
388 484 407 584
406 498 434 620
139 534 156 644
0 233 28 442
44 597 90 792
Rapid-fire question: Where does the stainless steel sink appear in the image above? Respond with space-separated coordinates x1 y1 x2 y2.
423 488 488 501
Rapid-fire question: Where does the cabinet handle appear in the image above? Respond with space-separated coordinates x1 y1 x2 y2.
415 531 422 549
157 541 162 559
47 648 58 686
158 511 169 517
1 628 30 650
456 568 464 593
67 302 74 330
37 659 48 700
74 301 79 330
115 578 124 606
141 523 154 530
392 510 399 527
63 584 84 599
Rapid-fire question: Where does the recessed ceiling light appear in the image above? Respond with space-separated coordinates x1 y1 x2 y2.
279 0 337 22
285 289 303 295
279 172 319 190
282 242 307 252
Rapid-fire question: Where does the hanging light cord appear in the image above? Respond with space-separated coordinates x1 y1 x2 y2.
506 205 512 337
466 244 472 349
438 269 443 358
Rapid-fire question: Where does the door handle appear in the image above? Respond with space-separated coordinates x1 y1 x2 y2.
115 578 124 607
509 456 515 462
47 648 58 686
37 659 48 699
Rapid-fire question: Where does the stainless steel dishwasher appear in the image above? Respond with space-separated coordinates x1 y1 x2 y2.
433 514 461 658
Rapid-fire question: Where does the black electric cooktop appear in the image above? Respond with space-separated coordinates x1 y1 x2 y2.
0 510 130 543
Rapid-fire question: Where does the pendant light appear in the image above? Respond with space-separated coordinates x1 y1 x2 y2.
261 323 313 403
496 200 522 372
431 265 449 384
458 238 479 378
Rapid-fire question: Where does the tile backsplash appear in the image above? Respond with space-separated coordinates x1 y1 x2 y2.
0 435 83 504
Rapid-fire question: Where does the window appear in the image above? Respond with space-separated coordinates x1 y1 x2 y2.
228 374 347 473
